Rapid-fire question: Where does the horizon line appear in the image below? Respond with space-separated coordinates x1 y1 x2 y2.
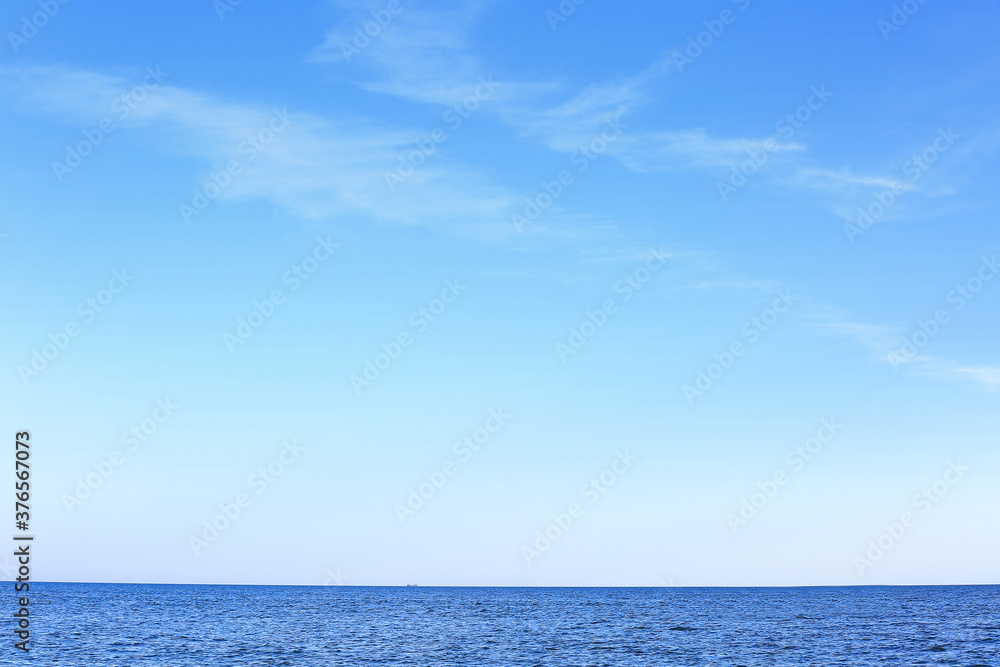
18 581 1000 588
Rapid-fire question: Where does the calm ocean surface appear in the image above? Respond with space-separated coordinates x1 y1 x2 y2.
22 584 999 666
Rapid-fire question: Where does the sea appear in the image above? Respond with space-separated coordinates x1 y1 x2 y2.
17 583 999 666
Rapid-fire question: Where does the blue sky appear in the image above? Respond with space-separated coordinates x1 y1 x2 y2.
1 0 998 586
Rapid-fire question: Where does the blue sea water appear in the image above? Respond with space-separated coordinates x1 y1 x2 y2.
14 584 999 666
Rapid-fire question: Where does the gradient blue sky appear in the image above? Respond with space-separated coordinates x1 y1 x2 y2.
1 0 998 586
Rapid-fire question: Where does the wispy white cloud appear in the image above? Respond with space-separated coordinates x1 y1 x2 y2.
307 3 810 178
948 364 1000 389
497 80 638 152
888 355 1000 391
612 130 803 173
310 0 509 106
304 0 989 221
804 306 905 355
803 303 1000 392
0 63 522 240
790 168 915 193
